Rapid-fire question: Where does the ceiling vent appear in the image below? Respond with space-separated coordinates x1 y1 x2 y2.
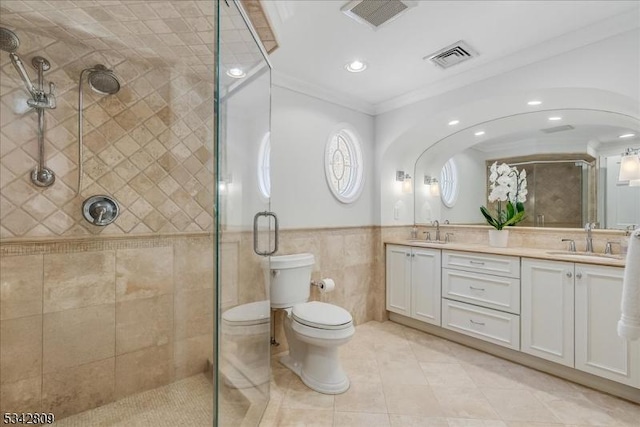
425 40 478 69
540 125 575 134
341 0 416 30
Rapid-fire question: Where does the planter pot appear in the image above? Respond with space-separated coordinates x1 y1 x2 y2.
488 229 509 248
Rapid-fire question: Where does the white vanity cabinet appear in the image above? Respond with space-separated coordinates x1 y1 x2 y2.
521 259 639 387
575 264 640 387
441 250 521 350
385 245 441 325
521 259 575 367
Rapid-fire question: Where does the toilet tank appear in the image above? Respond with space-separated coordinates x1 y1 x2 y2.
268 253 315 309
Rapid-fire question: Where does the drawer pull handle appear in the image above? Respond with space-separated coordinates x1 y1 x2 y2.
469 260 485 265
469 319 485 326
576 272 582 279
469 286 485 291
566 271 572 278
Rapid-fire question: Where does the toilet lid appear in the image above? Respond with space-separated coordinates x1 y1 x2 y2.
222 301 270 326
292 301 352 330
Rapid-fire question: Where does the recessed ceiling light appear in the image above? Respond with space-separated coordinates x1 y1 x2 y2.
619 133 636 138
548 116 562 121
474 131 485 136
226 68 246 79
527 100 542 106
345 60 367 73
448 120 460 126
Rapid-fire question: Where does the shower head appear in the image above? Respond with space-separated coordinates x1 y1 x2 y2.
0 27 20 53
87 65 120 95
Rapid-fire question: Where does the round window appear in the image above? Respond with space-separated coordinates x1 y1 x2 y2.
324 127 364 203
257 132 270 198
440 158 458 207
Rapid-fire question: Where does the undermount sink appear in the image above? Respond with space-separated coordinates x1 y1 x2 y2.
546 250 623 260
407 239 447 244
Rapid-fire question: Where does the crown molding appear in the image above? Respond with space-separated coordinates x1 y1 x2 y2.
272 70 376 115
374 11 640 115
268 11 639 118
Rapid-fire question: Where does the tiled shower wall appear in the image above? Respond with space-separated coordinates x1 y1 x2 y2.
0 0 221 419
0 1 216 238
0 234 214 418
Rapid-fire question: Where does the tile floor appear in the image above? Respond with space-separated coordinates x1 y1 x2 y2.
258 321 640 427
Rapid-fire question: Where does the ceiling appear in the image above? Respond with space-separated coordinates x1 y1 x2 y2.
263 1 640 114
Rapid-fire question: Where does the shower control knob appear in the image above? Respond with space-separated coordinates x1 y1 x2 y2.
83 195 119 226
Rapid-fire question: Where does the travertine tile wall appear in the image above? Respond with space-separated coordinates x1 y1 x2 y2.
269 226 386 354
0 234 214 418
0 1 217 238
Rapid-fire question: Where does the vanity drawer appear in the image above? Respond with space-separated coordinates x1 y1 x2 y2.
443 250 520 278
442 299 520 350
442 268 520 314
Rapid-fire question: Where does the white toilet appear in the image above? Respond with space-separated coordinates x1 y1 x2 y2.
269 253 355 394
221 300 271 389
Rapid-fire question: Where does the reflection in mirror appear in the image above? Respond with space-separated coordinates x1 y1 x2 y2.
414 109 640 229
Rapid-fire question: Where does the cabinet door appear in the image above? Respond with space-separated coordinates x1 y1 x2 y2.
575 264 640 387
411 248 441 325
521 259 574 367
386 245 411 316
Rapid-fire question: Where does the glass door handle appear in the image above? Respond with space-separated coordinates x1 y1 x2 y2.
253 211 279 256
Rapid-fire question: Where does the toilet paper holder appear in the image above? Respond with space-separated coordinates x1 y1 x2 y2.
311 278 335 293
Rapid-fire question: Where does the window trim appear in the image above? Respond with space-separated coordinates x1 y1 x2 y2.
257 132 271 199
324 124 365 204
440 158 459 208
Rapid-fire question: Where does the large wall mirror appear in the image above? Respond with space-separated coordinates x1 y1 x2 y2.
414 109 640 230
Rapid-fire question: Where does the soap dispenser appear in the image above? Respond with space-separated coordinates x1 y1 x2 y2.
411 225 418 239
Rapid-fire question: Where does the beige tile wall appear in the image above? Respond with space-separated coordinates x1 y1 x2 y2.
267 226 385 354
0 1 216 239
0 233 214 418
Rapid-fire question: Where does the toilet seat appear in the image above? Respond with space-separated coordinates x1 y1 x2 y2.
292 301 352 330
222 300 270 326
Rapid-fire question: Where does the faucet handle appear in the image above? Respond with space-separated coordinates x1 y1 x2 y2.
423 231 431 241
445 233 454 243
604 241 620 255
562 239 576 252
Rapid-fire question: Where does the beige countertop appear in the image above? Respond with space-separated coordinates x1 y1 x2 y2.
384 239 626 268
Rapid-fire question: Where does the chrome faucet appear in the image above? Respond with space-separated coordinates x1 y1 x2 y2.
585 222 595 253
562 239 576 252
432 220 440 242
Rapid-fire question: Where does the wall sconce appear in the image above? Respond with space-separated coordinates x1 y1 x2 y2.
218 174 232 194
619 148 640 186
396 170 413 193
424 175 440 196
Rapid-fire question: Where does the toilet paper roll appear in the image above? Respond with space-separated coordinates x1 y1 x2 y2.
318 278 335 293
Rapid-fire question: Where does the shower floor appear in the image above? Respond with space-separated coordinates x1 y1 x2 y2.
54 374 215 427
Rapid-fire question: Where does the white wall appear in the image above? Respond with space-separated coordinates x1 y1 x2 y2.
376 29 640 225
223 70 271 230
270 86 376 229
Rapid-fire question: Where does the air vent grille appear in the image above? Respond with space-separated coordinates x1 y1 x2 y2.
426 40 478 69
540 125 575 134
342 0 414 29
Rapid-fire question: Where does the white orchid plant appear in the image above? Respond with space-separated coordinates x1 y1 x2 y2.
480 162 528 230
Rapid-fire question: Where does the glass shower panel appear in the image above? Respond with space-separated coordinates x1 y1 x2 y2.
217 1 271 425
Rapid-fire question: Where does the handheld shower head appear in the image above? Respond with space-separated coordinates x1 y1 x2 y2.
87 65 120 95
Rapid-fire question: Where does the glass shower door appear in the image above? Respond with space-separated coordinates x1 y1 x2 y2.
216 1 272 425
